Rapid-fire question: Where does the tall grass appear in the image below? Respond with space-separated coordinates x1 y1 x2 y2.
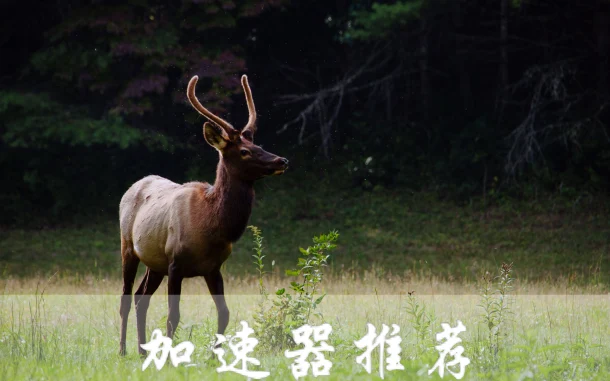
1 279 608 379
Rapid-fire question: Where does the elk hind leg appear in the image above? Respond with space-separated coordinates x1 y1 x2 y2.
119 237 139 356
134 268 164 356
166 261 183 339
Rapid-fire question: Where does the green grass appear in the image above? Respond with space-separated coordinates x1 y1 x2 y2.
1 180 609 287
0 282 608 380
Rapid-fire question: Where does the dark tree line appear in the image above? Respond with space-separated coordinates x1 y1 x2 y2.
1 0 609 225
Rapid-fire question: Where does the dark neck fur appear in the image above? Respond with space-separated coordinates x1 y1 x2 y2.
211 158 254 242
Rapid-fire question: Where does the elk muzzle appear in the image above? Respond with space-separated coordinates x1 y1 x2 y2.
273 157 289 175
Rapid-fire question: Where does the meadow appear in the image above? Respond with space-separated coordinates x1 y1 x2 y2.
1 185 609 380
0 274 609 380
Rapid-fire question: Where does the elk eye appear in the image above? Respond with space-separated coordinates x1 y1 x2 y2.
240 149 250 157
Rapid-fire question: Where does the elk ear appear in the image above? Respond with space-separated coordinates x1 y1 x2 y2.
203 122 229 151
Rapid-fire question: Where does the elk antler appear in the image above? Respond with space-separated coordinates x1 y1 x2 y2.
187 76 236 136
241 75 257 140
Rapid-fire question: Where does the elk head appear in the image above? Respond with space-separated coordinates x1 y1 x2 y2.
187 75 288 182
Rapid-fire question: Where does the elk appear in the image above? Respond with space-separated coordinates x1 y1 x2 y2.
118 74 288 356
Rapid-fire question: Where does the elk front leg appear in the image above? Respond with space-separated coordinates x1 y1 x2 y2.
204 269 230 343
166 261 183 339
134 268 164 356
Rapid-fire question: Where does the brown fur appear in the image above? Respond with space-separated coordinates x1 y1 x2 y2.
118 75 288 356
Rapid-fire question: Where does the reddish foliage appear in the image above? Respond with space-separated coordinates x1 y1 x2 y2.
32 0 283 117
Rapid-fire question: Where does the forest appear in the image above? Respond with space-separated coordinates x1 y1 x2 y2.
1 1 609 380
1 0 609 224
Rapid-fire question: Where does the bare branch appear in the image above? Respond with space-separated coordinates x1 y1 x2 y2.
504 61 608 177
275 44 398 157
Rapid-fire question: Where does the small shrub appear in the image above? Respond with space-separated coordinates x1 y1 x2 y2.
248 226 338 352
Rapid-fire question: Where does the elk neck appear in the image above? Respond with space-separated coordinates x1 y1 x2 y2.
209 157 255 242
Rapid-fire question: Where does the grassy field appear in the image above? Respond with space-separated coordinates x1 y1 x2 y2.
0 275 609 380
1 186 609 380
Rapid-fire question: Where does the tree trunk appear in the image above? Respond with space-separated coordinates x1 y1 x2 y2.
596 5 609 97
453 0 471 114
499 0 509 108
419 11 430 127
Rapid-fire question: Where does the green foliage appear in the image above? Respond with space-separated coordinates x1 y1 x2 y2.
0 91 169 150
478 263 515 361
251 227 339 352
347 0 422 41
249 225 271 297
511 0 523 7
0 90 178 222
404 292 434 354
